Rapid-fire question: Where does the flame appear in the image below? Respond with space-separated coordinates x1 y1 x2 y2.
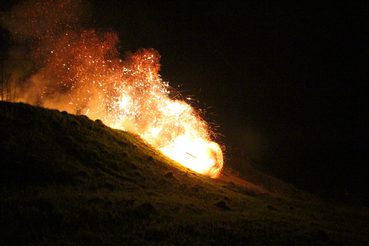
4 0 223 178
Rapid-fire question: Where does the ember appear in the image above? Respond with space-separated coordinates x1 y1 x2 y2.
2 0 223 177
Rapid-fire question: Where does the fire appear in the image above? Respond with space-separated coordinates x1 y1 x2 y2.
2 0 223 178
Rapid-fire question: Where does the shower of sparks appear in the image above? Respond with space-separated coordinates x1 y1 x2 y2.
4 0 223 177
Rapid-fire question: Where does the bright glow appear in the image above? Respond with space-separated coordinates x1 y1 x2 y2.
7 0 223 178
16 32 223 178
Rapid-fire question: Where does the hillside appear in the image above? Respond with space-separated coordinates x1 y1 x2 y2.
0 101 368 245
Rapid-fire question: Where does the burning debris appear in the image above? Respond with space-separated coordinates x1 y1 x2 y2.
1 0 223 177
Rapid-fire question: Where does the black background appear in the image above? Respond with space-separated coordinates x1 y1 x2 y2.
1 1 368 202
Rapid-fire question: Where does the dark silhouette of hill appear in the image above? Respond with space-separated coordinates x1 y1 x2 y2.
0 101 368 245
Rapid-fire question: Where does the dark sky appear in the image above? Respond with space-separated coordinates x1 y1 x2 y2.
1 1 368 201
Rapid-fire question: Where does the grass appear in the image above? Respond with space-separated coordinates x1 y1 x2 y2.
0 101 368 245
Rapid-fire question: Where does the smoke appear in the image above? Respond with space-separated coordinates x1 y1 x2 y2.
0 0 169 128
1 0 88 102
1 0 223 177
1 0 86 40
0 0 164 115
1 0 124 112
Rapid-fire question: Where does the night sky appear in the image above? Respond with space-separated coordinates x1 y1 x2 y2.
1 1 368 201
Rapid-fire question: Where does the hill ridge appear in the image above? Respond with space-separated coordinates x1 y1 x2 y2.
1 101 368 245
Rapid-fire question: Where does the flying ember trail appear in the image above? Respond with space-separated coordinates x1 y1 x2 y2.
2 0 223 177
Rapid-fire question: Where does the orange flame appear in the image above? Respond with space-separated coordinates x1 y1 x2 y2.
4 0 223 178
15 30 223 177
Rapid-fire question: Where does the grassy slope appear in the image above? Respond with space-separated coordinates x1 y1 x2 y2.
0 101 368 245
